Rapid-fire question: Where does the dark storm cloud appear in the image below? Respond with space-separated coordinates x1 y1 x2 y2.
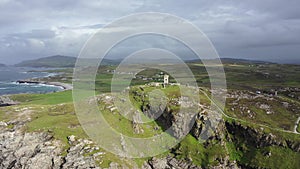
0 0 299 64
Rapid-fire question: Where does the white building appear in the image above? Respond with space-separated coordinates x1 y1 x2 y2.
164 74 169 85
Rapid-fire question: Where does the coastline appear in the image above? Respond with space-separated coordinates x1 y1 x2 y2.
16 80 73 91
43 81 73 90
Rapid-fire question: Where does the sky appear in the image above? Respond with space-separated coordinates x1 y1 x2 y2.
0 0 300 64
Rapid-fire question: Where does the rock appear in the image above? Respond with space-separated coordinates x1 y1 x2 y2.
0 128 63 169
93 152 105 157
0 120 100 169
266 111 272 115
0 96 18 106
0 121 7 126
132 111 144 134
26 154 54 169
282 102 289 108
108 162 119 169
68 135 76 143
141 161 152 169
144 156 202 169
148 157 168 169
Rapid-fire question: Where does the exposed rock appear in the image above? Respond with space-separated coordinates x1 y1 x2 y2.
0 120 100 169
0 96 18 106
0 127 62 169
143 156 202 169
148 157 168 169
68 135 76 144
132 111 144 134
0 121 7 126
225 121 300 152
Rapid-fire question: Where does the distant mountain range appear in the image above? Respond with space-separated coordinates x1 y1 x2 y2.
15 55 276 68
15 55 119 68
0 63 6 67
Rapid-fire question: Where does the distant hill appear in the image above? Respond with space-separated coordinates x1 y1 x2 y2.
15 55 119 68
186 58 273 65
0 63 6 67
15 56 274 68
15 55 76 68
220 58 273 64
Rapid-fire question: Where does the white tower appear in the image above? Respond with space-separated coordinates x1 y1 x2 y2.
163 74 169 87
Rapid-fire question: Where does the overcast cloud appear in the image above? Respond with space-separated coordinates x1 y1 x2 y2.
0 0 299 64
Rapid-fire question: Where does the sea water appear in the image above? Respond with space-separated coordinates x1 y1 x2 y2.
0 66 64 95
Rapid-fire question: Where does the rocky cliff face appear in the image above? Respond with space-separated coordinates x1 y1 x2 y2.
225 121 300 152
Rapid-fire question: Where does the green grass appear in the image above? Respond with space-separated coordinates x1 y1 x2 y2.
26 103 86 145
100 103 163 138
240 146 300 169
95 73 113 93
174 134 207 166
173 134 227 167
226 142 243 161
9 90 73 105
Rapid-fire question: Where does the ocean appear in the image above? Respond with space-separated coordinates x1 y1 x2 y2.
0 66 64 95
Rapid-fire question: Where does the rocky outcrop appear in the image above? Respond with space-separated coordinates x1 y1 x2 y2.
0 124 63 169
142 155 240 169
225 121 300 152
0 120 100 169
62 136 99 169
142 156 201 169
0 96 18 107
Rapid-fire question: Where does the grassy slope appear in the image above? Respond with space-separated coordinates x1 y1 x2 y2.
10 90 73 105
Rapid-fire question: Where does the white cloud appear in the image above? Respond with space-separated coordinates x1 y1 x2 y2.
0 0 300 64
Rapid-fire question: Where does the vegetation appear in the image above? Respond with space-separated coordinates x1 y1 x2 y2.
26 103 86 144
9 90 73 105
1 59 300 168
240 146 300 169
